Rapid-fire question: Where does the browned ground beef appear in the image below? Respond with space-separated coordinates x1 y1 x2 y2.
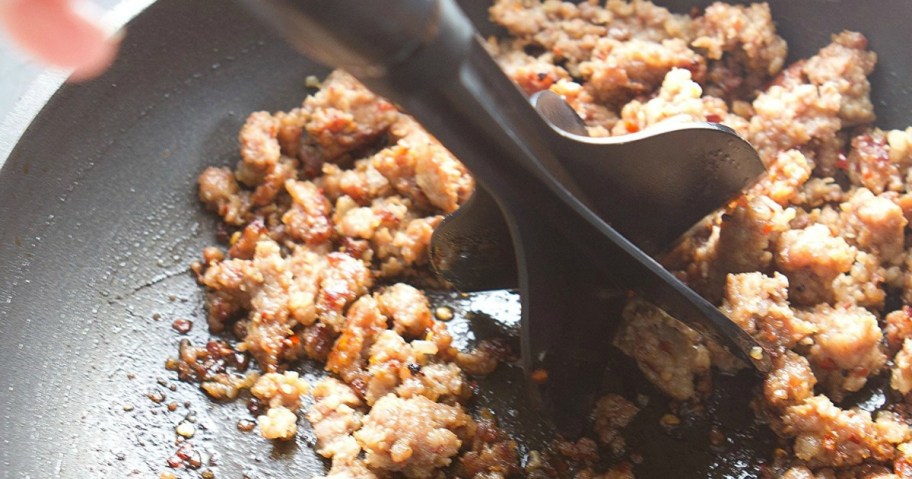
174 1 912 477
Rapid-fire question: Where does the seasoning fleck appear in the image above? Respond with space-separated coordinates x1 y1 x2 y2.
147 391 166 404
176 422 196 438
237 419 256 432
434 306 454 321
660 414 680 427
530 368 549 383
172 318 193 334
305 75 322 89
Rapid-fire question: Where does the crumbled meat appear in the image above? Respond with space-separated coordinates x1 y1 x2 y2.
297 70 399 172
691 2 787 100
592 394 639 445
775 224 856 306
457 410 521 479
886 308 912 355
307 378 364 461
840 188 907 265
892 339 912 396
236 111 281 187
750 149 814 206
250 371 309 411
721 272 815 354
369 116 473 213
782 396 902 468
456 338 512 376
257 406 299 440
282 179 333 246
800 304 885 400
612 68 731 135
354 394 471 478
613 299 711 400
316 252 374 332
686 195 795 302
395 362 469 403
364 330 440 405
802 31 877 128
376 283 433 338
198 166 249 226
763 351 816 411
847 131 904 195
326 295 389 386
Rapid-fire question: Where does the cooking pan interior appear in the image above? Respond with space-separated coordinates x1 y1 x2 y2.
1 0 910 477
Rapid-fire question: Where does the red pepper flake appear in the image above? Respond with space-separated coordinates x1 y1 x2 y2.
835 153 848 170
531 368 549 383
166 456 182 469
624 120 640 133
705 114 722 123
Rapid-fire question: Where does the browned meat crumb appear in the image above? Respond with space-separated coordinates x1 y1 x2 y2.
763 351 816 411
611 68 731 135
236 111 282 187
782 396 904 468
315 251 374 332
257 406 298 440
456 338 512 376
307 378 364 462
847 130 904 195
376 283 433 338
325 295 388 387
250 372 309 410
592 394 639 446
886 308 912 355
774 225 856 306
691 2 787 100
198 166 250 226
721 272 815 354
457 410 521 478
613 299 711 400
282 179 333 246
800 304 885 399
840 188 907 265
354 394 472 478
364 330 441 405
296 70 399 174
892 339 912 396
750 149 814 206
578 38 705 106
802 31 877 128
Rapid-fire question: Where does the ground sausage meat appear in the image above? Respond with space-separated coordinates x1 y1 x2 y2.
613 299 711 401
353 394 472 478
184 1 912 477
484 0 912 475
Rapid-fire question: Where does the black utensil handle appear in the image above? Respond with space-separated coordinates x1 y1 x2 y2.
241 0 472 82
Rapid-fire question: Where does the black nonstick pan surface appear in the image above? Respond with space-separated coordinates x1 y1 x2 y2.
2 0 911 477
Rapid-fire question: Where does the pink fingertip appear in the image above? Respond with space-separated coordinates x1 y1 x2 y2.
0 0 120 81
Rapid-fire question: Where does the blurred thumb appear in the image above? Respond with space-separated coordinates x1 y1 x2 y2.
0 0 119 80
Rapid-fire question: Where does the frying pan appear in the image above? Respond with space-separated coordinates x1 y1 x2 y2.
1 0 910 477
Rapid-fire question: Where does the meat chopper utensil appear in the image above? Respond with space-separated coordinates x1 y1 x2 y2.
243 0 770 431
430 90 750 292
